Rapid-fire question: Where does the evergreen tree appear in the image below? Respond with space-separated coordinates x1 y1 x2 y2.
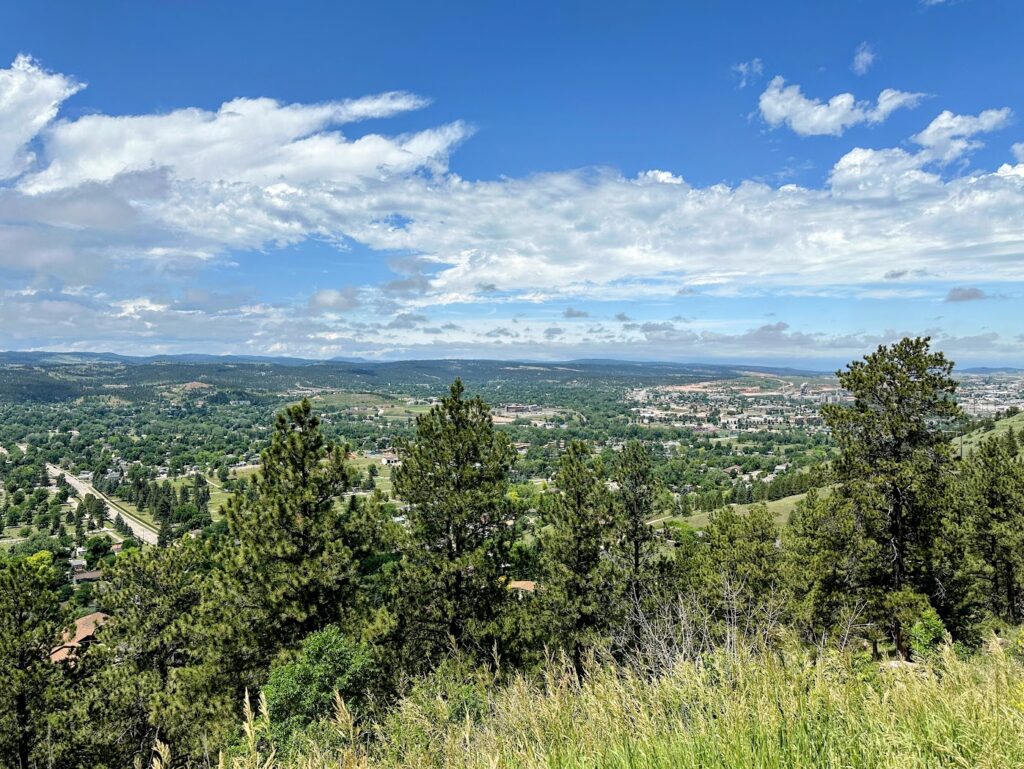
697 505 781 614
0 551 70 769
222 398 354 660
784 489 881 645
821 337 962 656
66 539 217 767
613 440 658 642
966 435 1024 623
392 379 516 670
538 440 621 673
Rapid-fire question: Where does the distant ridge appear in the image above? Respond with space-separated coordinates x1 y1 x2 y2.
0 350 826 376
960 367 1024 374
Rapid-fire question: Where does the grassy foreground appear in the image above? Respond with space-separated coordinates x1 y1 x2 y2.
181 641 1024 769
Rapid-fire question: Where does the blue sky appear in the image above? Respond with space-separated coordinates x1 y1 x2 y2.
1 0 1022 367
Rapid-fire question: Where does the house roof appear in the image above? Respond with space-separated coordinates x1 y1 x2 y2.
50 612 109 663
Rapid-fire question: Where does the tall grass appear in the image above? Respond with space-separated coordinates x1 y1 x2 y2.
190 638 1024 769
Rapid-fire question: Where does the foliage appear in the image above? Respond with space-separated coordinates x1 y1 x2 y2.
821 337 962 657
262 625 377 742
537 440 623 672
392 379 516 671
0 551 70 769
3 340 1024 766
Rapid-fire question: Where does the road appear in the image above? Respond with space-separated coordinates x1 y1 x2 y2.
47 464 160 545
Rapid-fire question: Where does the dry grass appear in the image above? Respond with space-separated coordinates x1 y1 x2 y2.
177 639 1024 769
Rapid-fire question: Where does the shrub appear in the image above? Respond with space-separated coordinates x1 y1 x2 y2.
262 625 377 742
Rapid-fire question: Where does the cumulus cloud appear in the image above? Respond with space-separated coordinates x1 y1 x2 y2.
1 56 1023 362
851 43 876 76
563 306 589 318
912 108 1012 163
21 91 465 194
1014 143 1024 163
759 76 924 136
945 287 988 302
0 55 83 179
829 107 1012 199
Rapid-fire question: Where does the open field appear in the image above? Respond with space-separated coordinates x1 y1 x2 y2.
959 411 1024 456
348 453 395 494
674 491 809 529
657 486 837 531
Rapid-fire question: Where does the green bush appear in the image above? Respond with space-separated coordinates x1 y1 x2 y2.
909 607 947 660
262 625 377 742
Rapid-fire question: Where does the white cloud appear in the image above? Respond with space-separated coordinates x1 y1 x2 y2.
0 55 83 179
309 287 361 312
1013 143 1024 163
1 56 1023 362
759 76 924 136
20 91 466 194
636 169 684 185
912 108 1012 163
851 43 876 76
732 58 764 89
829 108 1013 198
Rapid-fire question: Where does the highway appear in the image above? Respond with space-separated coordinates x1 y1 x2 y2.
47 464 160 545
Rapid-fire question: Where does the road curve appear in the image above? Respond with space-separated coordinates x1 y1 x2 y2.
47 464 160 545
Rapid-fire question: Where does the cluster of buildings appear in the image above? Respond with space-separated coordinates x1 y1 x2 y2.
627 378 841 437
956 374 1024 416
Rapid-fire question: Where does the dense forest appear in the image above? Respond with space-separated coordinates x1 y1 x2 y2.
2 338 1024 768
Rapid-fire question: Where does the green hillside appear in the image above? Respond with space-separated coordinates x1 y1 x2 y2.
958 411 1024 456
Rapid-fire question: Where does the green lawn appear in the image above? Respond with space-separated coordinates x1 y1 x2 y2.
309 391 393 409
109 497 159 527
347 453 394 494
661 487 837 530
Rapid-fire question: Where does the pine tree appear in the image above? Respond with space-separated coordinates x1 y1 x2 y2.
783 489 880 645
392 379 516 670
1005 426 1019 457
697 504 781 611
613 440 658 643
222 398 355 663
966 435 1024 623
0 551 71 769
537 440 622 673
821 337 962 657
67 538 222 766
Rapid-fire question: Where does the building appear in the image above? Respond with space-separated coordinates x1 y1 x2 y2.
50 612 108 664
73 570 103 585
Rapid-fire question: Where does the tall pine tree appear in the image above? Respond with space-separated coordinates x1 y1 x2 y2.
392 379 516 670
821 337 961 657
538 440 622 673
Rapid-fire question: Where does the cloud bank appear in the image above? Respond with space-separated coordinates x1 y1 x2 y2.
0 55 1022 362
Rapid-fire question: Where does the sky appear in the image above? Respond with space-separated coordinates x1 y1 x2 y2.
1 0 1023 368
